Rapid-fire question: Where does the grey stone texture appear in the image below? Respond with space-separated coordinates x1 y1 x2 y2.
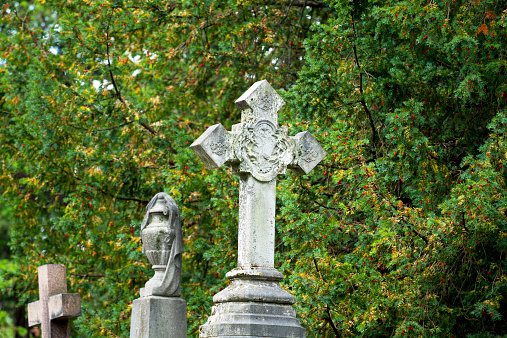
199 267 304 338
130 192 187 338
212 268 295 304
27 264 81 338
130 297 187 338
192 80 325 337
200 302 305 338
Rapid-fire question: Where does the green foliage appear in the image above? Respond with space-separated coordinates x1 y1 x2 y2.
0 259 26 337
279 0 507 336
0 0 506 337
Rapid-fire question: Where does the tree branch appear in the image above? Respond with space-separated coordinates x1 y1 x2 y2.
71 273 105 278
261 0 327 7
105 20 124 103
327 306 341 337
113 195 149 204
139 121 157 135
351 17 378 150
13 11 49 59
314 199 341 211
97 187 149 205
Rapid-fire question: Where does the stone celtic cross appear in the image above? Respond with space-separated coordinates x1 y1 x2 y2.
191 80 326 270
28 264 81 338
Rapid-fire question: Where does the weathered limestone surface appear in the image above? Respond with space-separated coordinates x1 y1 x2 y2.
200 302 304 338
192 80 326 338
27 264 81 338
130 193 187 338
130 297 187 338
238 176 276 268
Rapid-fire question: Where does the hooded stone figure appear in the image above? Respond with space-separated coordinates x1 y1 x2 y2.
140 192 182 297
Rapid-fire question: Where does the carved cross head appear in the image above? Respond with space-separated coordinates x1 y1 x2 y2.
191 80 326 182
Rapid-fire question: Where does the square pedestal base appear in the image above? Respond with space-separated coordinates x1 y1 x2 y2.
130 296 187 338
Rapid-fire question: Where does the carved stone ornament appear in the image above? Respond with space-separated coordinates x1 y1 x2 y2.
190 80 326 183
290 130 328 176
140 192 182 297
233 120 293 182
235 80 283 125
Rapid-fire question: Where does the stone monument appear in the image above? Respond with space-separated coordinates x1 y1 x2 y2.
191 80 326 338
27 264 81 338
130 192 187 338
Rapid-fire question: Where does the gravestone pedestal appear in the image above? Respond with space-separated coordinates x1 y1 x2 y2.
199 268 305 338
129 193 187 338
130 296 187 338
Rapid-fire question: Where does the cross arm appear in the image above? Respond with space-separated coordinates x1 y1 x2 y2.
48 293 81 320
190 123 236 170
27 300 41 327
288 131 327 175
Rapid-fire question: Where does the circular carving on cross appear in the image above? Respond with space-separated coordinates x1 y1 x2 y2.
235 120 293 182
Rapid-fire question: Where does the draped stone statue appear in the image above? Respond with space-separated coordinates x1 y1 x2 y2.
130 192 187 338
140 192 182 297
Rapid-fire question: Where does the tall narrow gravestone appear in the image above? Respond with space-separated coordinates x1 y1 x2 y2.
27 264 81 338
191 80 326 338
130 192 187 338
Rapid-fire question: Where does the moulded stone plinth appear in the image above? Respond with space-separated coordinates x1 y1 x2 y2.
199 302 305 338
199 268 305 338
212 268 295 305
130 296 187 338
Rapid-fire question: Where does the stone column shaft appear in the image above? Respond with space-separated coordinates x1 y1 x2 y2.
238 176 276 269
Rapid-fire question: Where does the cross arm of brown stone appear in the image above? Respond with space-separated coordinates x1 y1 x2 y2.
27 264 81 338
48 293 81 320
28 294 80 326
28 300 42 326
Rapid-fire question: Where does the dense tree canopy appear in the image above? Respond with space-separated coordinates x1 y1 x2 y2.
1 0 506 337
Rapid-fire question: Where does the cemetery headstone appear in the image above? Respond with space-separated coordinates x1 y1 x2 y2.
130 192 187 338
27 264 81 338
191 80 326 338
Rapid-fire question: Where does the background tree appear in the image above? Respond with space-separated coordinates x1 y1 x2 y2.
0 0 506 337
0 198 29 338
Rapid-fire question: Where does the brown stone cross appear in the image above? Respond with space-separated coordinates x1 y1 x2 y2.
28 264 82 338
